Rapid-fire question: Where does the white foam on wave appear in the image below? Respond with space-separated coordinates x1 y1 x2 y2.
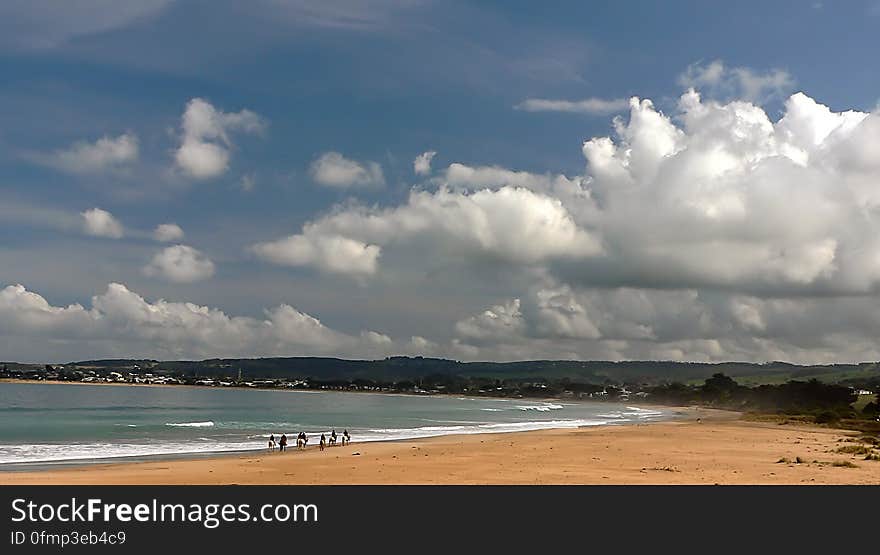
419 418 485 425
165 421 215 428
355 418 611 443
621 407 663 419
517 403 564 412
0 440 262 465
219 421 302 429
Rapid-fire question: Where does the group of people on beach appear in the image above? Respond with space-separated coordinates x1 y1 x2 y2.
267 429 350 452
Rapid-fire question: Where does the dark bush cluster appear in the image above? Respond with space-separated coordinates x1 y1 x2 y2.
646 373 858 417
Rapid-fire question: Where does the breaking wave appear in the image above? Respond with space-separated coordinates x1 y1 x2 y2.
517 403 564 412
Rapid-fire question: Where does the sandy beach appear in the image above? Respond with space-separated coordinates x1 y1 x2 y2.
2 410 878 485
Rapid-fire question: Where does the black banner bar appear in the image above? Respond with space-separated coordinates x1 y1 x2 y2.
2 486 876 552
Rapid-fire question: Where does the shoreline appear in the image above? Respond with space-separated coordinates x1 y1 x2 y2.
0 406 719 477
8 409 877 485
0 378 199 391
0 379 694 472
0 375 680 409
0 404 695 473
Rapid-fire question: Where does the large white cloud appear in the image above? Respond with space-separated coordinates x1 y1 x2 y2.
309 152 385 189
0 284 94 336
0 283 401 361
36 133 139 174
81 208 124 239
143 245 216 283
253 185 602 276
174 98 265 179
571 89 880 295
443 83 880 362
445 281 880 364
251 233 380 276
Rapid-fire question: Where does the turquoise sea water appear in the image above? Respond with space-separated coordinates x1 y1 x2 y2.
0 382 671 468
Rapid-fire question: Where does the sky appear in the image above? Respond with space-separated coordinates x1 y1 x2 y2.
2 0 880 364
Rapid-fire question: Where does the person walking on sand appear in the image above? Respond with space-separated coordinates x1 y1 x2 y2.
279 433 287 452
269 434 276 451
342 429 350 446
320 433 326 451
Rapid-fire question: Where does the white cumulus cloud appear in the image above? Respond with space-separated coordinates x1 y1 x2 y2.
143 245 215 283
252 233 380 277
310 152 385 188
0 283 401 361
572 89 880 294
252 185 602 277
413 150 436 175
37 133 138 174
153 223 185 242
81 208 124 239
174 98 265 180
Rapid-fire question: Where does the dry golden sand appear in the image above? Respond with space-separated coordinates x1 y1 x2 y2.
2 411 878 485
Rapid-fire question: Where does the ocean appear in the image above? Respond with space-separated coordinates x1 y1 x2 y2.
0 382 672 469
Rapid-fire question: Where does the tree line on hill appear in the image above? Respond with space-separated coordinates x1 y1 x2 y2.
646 373 879 424
34 356 880 386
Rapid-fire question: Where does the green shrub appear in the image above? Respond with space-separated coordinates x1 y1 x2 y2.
835 444 872 455
832 460 858 468
814 411 839 424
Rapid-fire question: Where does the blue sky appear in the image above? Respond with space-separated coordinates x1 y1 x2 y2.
2 0 880 363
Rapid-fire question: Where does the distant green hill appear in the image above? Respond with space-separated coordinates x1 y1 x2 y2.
38 357 878 386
